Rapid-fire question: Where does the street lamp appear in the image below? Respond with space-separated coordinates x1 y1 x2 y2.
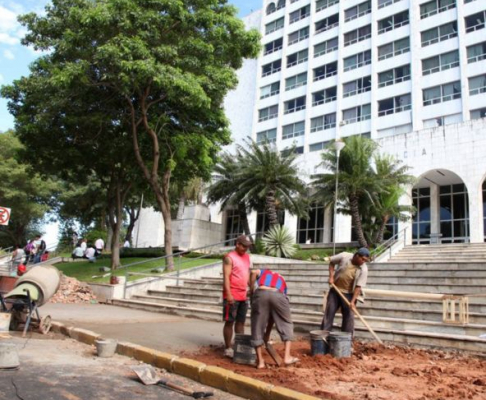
332 139 345 256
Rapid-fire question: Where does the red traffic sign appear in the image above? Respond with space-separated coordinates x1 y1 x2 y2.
0 207 11 226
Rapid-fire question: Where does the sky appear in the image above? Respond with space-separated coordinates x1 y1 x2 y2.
0 0 263 133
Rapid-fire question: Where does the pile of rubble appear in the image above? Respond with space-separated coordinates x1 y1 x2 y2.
50 275 97 304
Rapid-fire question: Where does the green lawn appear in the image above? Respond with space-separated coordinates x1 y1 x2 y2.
55 257 221 284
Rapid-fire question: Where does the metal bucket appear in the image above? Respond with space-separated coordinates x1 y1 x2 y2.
233 334 256 365
0 343 20 369
309 330 329 356
328 332 352 358
95 339 118 358
0 313 11 332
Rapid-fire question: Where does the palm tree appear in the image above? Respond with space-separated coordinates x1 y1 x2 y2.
312 135 382 248
237 140 307 228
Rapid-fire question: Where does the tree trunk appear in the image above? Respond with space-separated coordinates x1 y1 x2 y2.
237 203 251 238
265 190 279 228
106 223 113 251
124 205 139 243
350 195 368 248
374 215 389 245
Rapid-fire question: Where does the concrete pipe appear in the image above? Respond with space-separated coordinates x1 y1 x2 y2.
10 265 61 306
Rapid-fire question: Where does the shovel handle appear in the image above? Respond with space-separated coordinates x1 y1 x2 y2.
158 379 213 398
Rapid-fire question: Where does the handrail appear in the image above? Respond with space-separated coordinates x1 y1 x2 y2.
372 227 407 260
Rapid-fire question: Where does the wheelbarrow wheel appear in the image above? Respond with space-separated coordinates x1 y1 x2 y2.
39 315 52 334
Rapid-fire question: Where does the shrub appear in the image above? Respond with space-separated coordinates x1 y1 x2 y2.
120 247 166 258
261 226 297 258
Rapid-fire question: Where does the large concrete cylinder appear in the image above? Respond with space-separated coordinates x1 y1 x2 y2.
14 265 61 306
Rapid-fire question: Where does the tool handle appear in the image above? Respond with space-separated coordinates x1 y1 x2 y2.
158 379 213 398
331 283 383 345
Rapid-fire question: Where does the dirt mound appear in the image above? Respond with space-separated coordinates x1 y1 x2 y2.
50 275 97 304
187 339 486 400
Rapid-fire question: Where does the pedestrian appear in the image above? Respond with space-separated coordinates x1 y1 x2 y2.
80 238 87 252
84 244 96 263
72 244 84 259
23 239 35 264
222 234 252 358
321 248 370 335
95 237 104 257
33 235 47 264
250 268 299 369
11 245 25 276
123 239 130 248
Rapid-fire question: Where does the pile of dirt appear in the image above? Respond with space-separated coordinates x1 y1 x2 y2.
49 275 97 304
187 339 486 400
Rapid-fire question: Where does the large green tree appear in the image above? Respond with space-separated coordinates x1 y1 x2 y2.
3 0 260 270
0 131 60 248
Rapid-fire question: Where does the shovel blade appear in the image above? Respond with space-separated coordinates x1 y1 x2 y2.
131 364 160 385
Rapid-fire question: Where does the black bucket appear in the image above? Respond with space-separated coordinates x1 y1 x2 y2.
233 334 257 365
328 332 352 358
309 330 330 356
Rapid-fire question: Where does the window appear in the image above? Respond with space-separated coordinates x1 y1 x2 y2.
422 51 459 75
464 0 477 3
344 1 371 22
378 65 410 87
314 37 338 57
286 72 307 91
296 203 326 244
316 0 339 13
344 25 371 46
343 50 371 72
467 42 486 64
265 17 284 35
277 0 286 9
313 61 338 81
378 0 401 9
378 93 411 116
378 11 409 34
378 37 409 60
423 81 461 106
471 107 486 120
309 141 330 152
289 5 310 24
281 146 304 156
312 86 337 105
439 184 470 243
315 14 339 34
412 188 431 244
343 76 371 97
225 209 243 243
264 38 283 55
342 104 371 123
262 59 282 77
258 105 279 121
260 82 280 99
469 74 486 96
287 49 308 68
288 27 309 45
465 11 486 33
421 22 457 47
266 2 276 15
256 128 277 143
284 96 306 114
310 113 336 132
420 0 456 19
282 121 305 139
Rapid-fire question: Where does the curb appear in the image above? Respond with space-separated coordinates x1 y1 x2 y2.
51 321 323 400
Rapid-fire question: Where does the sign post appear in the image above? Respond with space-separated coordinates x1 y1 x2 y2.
0 207 11 226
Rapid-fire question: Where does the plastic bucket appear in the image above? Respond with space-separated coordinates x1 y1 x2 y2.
328 332 352 358
0 343 19 369
233 334 256 365
0 313 11 332
309 330 329 356
95 339 118 358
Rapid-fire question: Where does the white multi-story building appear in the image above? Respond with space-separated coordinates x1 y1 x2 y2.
135 0 486 249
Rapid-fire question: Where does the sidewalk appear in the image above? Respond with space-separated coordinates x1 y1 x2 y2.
42 303 226 353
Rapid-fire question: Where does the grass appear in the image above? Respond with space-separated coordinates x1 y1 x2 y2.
55 257 221 284
292 248 349 262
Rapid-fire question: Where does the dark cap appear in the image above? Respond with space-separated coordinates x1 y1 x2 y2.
356 247 370 258
236 235 252 247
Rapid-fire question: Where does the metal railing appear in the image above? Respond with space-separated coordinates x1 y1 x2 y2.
372 227 408 261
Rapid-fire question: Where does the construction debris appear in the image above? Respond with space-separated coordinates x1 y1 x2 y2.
49 275 97 304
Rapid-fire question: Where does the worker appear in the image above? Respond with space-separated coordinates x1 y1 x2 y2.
250 268 299 369
222 234 252 358
321 248 370 335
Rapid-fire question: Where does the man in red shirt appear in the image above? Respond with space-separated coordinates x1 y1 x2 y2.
222 235 252 358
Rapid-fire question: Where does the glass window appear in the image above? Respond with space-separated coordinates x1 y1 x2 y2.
288 27 309 45
290 5 310 23
260 82 280 99
256 128 277 143
287 49 308 67
296 203 326 244
314 37 338 57
471 108 486 120
284 96 306 114
264 38 283 55
467 42 486 63
469 74 486 95
316 0 339 12
258 105 279 121
310 113 336 132
315 14 339 34
465 12 485 33
282 121 305 140
286 72 307 91
265 17 285 35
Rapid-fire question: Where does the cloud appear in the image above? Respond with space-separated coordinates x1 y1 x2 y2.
3 49 15 60
0 32 18 45
0 6 18 32
0 74 4 83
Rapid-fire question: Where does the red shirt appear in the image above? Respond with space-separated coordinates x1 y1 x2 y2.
223 250 250 301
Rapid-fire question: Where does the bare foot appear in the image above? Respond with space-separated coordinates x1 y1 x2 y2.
256 363 266 369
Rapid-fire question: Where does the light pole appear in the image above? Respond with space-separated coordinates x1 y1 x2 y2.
332 139 345 256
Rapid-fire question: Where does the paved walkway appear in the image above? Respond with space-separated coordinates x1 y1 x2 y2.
43 303 226 353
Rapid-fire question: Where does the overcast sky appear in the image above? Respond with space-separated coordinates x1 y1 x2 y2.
0 0 263 132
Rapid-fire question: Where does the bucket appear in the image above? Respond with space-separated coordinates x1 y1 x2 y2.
0 343 19 369
309 330 329 356
95 339 118 358
328 332 352 358
109 276 119 285
233 334 257 365
0 313 11 332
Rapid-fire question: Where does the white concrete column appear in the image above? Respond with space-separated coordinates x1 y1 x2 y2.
324 206 333 243
430 183 440 235
284 212 298 243
467 179 484 243
399 188 414 245
335 213 352 243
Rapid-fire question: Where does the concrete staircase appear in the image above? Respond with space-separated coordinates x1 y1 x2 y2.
110 244 486 354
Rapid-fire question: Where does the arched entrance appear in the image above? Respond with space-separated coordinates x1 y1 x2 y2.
413 169 470 244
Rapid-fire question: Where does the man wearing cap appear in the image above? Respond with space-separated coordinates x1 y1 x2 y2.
321 248 370 335
222 234 252 358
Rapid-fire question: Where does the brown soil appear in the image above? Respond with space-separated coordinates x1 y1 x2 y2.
186 339 486 400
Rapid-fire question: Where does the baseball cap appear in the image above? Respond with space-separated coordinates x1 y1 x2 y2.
236 235 252 247
356 247 370 258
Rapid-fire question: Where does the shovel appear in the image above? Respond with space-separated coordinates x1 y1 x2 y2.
131 365 214 399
